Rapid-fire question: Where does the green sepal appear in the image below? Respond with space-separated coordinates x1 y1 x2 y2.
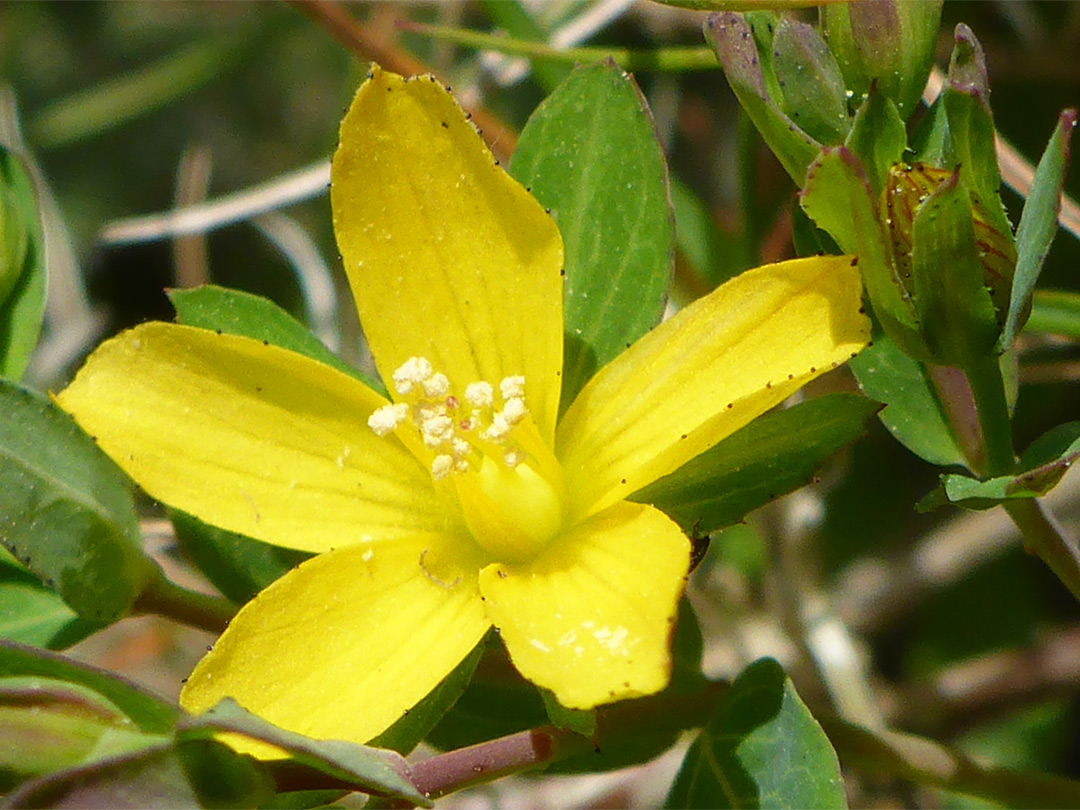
909 170 1000 367
665 658 846 809
1001 109 1076 348
633 393 880 537
799 146 929 359
771 17 849 145
541 691 596 738
822 0 942 119
704 11 821 185
844 90 907 196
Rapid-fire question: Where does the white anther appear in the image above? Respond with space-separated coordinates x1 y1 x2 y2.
421 414 454 447
465 381 494 408
501 397 527 425
503 448 523 468
483 413 512 442
367 403 409 436
431 455 453 480
392 357 434 395
417 403 447 423
452 438 472 458
422 372 450 398
500 375 525 399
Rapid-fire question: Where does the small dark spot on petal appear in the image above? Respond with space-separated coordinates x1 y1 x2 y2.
441 121 448 128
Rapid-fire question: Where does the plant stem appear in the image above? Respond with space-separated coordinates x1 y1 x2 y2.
1004 498 1080 602
133 571 236 634
962 355 1016 478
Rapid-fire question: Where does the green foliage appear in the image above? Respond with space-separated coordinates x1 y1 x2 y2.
0 381 155 624
665 658 846 809
0 144 46 381
509 61 674 412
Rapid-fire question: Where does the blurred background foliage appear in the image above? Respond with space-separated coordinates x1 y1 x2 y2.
3 1 1080 805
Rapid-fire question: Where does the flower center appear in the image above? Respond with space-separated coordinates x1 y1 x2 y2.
368 357 565 562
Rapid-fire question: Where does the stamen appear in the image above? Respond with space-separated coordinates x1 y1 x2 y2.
465 381 493 407
392 356 433 395
368 403 409 436
501 397 527 425
431 455 454 480
422 372 450 398
500 375 525 399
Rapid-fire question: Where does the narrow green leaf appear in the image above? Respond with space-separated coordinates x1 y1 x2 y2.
0 144 46 381
1002 110 1076 347
480 0 572 93
771 17 849 145
169 509 308 606
1020 421 1080 470
0 550 99 649
671 178 753 291
850 333 966 467
1026 289 1080 339
665 658 846 809
633 394 879 536
168 285 384 395
910 171 1000 366
704 12 821 184
0 381 154 623
509 61 673 412
0 641 180 733
909 95 953 167
178 699 429 806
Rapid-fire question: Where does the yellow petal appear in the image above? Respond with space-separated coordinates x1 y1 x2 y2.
181 533 491 750
57 323 458 553
555 256 870 518
332 66 564 441
477 501 689 709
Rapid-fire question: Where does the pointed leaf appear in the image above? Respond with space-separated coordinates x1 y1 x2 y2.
1001 110 1076 347
849 333 966 467
509 61 673 412
0 144 46 381
844 91 906 195
633 394 879 536
0 381 155 623
178 699 429 806
168 284 384 395
665 658 846 809
704 12 821 184
0 641 180 733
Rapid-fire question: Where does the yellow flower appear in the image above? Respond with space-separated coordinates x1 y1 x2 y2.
57 66 869 748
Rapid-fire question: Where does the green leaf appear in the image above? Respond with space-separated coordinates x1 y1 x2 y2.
0 675 162 790
1026 289 1080 339
909 94 953 167
844 91 907 196
771 17 849 145
0 144 46 381
0 549 99 649
541 690 596 737
368 637 484 756
0 641 180 733
666 658 846 809
168 285 384 395
704 12 821 184
169 509 309 606
509 61 673 412
0 381 154 623
633 394 880 536
849 333 966 467
1001 109 1076 348
909 171 1000 366
921 427 1080 512
671 178 752 291
178 699 429 806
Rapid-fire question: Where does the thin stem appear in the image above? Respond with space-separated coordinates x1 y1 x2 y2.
1004 498 1080 602
133 571 236 634
962 355 1016 477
